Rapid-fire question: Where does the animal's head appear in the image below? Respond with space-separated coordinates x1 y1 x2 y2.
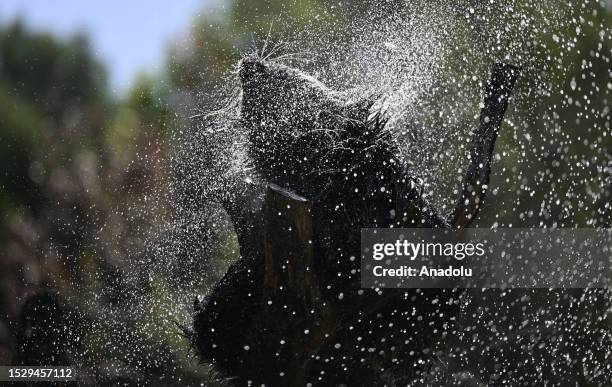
238 55 392 197
239 55 344 127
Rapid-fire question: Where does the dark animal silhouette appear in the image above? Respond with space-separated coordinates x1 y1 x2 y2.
192 55 519 385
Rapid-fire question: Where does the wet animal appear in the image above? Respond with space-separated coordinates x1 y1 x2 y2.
192 54 519 385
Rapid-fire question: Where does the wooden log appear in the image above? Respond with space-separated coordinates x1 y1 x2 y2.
263 184 320 305
250 184 336 384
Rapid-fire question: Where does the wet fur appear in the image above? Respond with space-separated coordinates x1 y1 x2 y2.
190 50 596 387
193 57 456 384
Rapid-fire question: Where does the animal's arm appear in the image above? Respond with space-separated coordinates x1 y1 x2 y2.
447 63 520 228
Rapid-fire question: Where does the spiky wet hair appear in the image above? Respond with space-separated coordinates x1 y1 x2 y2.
238 55 398 201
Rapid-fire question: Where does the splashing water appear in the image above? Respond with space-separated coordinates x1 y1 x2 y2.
38 0 611 384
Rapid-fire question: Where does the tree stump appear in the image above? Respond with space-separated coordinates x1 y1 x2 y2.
250 184 336 385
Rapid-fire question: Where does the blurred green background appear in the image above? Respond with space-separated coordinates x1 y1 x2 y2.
0 0 610 385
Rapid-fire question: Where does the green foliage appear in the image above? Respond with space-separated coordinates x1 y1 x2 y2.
0 20 111 203
0 21 108 113
126 75 174 134
0 83 41 214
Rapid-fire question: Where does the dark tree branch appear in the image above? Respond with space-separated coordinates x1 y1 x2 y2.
448 63 520 228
